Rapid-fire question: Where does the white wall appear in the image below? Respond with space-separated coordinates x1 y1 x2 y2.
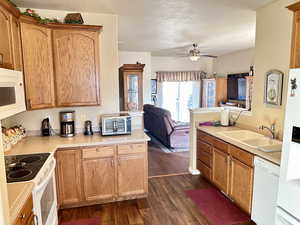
213 48 255 76
2 8 119 133
119 51 152 104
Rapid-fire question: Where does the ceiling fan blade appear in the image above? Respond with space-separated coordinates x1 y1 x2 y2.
200 54 218 58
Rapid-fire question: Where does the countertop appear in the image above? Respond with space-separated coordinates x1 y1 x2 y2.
5 130 150 224
197 126 281 165
7 182 34 224
5 130 150 156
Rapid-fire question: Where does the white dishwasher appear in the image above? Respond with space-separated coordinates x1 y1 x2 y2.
251 156 280 225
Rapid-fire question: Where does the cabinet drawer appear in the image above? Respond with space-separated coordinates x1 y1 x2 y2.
197 130 214 145
197 160 212 181
197 140 212 155
197 149 212 168
118 143 146 155
229 145 254 167
14 194 33 225
82 146 115 159
213 138 228 153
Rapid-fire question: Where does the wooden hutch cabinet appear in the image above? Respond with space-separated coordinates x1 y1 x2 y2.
288 2 300 68
119 64 145 111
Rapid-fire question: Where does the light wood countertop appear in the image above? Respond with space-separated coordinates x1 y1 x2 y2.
197 126 281 165
7 182 34 224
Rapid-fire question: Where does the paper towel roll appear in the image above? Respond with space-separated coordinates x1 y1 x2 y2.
221 109 229 126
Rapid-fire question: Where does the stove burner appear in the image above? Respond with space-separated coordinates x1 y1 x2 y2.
20 155 42 164
8 162 26 170
8 169 32 179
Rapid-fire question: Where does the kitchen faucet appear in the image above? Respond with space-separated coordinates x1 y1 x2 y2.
259 123 276 139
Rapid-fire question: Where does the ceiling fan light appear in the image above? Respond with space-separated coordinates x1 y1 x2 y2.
190 55 200 61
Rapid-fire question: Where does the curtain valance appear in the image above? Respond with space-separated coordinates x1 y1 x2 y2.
156 71 207 82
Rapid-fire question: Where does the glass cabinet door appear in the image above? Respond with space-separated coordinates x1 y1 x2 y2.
127 74 139 110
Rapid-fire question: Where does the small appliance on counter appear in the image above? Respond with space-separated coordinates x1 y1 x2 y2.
41 118 51 136
60 111 75 137
84 120 93 136
100 113 131 136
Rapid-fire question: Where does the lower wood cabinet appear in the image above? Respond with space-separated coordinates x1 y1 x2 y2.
55 142 148 209
197 130 254 214
212 148 230 193
13 194 34 225
118 153 147 197
229 158 254 213
82 156 116 201
55 149 83 206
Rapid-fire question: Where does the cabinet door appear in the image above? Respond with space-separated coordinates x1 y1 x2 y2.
52 29 100 107
0 6 13 69
82 157 115 201
229 158 254 214
10 15 23 71
123 72 143 111
21 23 55 110
56 150 83 206
25 214 35 225
117 153 147 197
212 148 230 194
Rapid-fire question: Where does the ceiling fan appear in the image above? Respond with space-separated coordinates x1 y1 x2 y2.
188 43 217 61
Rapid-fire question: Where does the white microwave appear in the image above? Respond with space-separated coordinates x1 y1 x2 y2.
0 68 26 120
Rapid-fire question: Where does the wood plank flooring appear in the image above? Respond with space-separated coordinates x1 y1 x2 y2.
58 175 256 225
148 141 190 177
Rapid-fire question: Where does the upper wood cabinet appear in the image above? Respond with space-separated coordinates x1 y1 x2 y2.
0 0 22 71
119 64 145 111
10 15 23 71
52 29 101 107
20 22 56 110
288 2 300 68
0 5 13 69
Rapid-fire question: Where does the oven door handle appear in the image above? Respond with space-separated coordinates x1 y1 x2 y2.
34 158 56 193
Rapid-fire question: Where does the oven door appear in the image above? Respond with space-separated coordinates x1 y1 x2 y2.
32 158 58 225
0 68 26 119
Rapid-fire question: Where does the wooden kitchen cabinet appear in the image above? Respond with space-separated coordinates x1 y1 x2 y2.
55 142 148 209
288 2 300 68
10 15 23 71
118 153 147 197
20 22 56 110
0 5 13 69
13 194 33 225
229 158 254 214
55 149 84 206
212 148 230 194
82 146 116 202
52 29 101 107
197 130 254 214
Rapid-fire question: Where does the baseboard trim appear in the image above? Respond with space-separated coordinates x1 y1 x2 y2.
189 167 200 175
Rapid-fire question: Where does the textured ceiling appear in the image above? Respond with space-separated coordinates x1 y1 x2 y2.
15 0 275 56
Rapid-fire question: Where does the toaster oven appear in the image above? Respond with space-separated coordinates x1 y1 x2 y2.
100 113 132 136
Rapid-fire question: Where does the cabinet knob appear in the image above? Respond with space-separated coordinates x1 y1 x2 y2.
111 159 114 167
27 99 32 109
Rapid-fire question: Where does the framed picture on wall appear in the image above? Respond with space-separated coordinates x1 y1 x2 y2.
264 69 284 106
151 79 157 94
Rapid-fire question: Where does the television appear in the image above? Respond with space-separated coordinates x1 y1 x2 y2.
227 73 249 101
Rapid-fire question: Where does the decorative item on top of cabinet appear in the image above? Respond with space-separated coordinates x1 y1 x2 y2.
20 22 56 110
52 28 101 107
287 2 300 68
119 64 145 111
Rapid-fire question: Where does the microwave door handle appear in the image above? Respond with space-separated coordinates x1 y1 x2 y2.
34 159 56 193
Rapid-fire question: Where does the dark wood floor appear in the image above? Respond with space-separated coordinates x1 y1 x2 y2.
148 141 190 177
58 175 255 225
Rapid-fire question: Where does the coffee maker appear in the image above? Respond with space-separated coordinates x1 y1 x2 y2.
60 111 75 137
